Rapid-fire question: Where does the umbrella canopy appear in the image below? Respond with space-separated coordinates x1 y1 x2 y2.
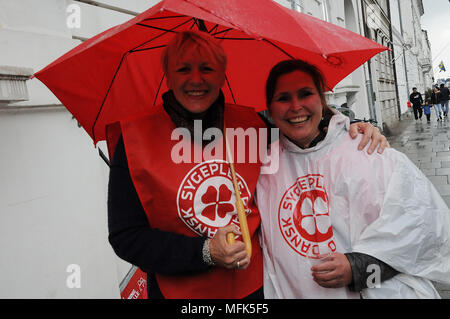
34 0 387 144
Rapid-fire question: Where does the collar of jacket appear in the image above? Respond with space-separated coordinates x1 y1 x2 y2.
162 90 225 139
280 110 350 154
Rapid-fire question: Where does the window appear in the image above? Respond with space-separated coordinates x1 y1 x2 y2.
291 0 304 12
322 0 331 22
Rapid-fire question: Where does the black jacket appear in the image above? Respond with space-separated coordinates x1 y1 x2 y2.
431 91 441 105
409 92 423 106
108 136 210 298
440 87 450 102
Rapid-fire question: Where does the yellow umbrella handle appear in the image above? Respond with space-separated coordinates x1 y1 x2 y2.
226 232 236 244
224 128 252 258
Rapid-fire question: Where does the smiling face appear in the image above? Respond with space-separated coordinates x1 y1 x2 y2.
269 70 323 148
166 43 226 113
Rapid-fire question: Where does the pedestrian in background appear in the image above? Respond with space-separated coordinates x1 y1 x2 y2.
431 86 443 121
423 99 431 123
407 101 413 118
440 83 450 117
409 87 423 120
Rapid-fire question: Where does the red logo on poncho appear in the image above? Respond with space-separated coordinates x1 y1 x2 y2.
294 189 333 242
278 174 336 258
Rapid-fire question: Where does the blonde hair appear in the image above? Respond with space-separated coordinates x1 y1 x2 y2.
161 31 227 73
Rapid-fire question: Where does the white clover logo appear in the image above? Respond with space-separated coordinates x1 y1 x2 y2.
298 196 331 237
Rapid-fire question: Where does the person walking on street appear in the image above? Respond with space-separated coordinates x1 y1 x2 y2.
440 84 450 117
409 87 423 120
423 99 431 123
407 101 413 118
432 86 443 121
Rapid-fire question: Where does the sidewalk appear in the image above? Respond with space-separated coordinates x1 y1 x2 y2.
385 109 450 299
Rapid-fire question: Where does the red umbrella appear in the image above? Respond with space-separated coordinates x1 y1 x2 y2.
33 0 387 145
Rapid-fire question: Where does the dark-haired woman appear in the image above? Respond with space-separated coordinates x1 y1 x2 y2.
257 59 450 298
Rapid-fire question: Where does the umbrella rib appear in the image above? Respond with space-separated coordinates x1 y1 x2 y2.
153 73 166 106
186 17 199 31
192 18 200 30
93 17 199 138
92 52 129 142
98 148 110 167
136 23 178 33
132 17 194 52
195 18 208 32
130 44 167 53
225 74 236 105
208 24 219 34
214 37 254 41
212 28 233 36
262 39 295 59
141 15 187 21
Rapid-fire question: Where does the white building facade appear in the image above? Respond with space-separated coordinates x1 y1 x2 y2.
390 0 434 116
280 0 374 122
0 0 158 299
282 0 433 127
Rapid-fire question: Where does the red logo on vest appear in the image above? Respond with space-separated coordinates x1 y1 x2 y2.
177 160 251 238
278 174 336 258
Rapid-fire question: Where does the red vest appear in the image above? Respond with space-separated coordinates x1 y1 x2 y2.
111 104 265 298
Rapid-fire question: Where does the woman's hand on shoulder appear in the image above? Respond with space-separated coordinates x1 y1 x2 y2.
349 121 390 154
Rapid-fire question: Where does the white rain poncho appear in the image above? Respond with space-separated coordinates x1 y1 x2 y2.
257 112 450 299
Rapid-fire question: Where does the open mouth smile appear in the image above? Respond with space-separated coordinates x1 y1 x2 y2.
186 90 209 97
287 115 310 125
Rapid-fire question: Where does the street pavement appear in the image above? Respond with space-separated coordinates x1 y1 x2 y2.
385 108 450 299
